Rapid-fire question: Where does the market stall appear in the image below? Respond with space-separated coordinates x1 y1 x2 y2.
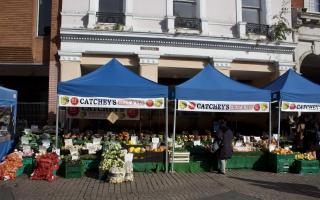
56 59 169 174
171 64 271 172
0 86 17 161
263 69 320 173
264 69 320 136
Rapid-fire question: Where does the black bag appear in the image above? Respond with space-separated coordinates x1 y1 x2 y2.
210 139 223 153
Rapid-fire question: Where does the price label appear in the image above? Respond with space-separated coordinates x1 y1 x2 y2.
125 153 133 162
22 145 31 151
55 148 61 156
93 137 102 145
64 139 73 146
42 139 51 148
21 136 29 145
31 125 39 132
72 155 79 160
23 129 31 134
39 145 47 154
86 143 96 154
193 140 201 146
152 137 160 144
130 136 138 145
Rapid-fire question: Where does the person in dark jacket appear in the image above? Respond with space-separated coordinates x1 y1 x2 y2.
216 122 233 174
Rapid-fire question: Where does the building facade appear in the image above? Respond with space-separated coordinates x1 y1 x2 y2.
0 0 60 126
292 0 320 83
59 0 295 89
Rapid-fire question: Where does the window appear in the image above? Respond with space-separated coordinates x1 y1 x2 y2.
99 0 123 13
173 0 196 18
37 0 52 36
242 0 261 24
307 0 320 12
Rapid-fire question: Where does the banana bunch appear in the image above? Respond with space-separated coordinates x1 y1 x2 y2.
295 152 316 160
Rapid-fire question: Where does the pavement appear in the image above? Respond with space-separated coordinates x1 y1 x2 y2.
1 170 320 200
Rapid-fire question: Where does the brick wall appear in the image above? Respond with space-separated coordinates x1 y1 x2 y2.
0 0 51 64
292 0 304 8
48 0 61 120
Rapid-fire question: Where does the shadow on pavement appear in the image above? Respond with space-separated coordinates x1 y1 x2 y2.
228 176 320 199
198 190 260 200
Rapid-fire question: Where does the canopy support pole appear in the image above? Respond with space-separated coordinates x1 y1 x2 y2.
171 99 177 172
165 98 169 173
269 102 272 145
55 100 59 148
277 101 281 147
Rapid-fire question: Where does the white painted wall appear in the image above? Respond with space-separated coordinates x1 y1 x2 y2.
61 0 90 28
133 0 166 17
206 0 236 24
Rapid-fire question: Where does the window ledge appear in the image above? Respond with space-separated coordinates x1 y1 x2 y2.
175 28 200 35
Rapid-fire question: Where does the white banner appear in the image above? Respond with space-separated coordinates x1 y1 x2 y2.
177 100 269 113
59 95 164 109
281 101 320 112
66 107 140 120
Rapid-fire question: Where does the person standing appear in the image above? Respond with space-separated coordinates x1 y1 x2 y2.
295 116 305 152
216 122 233 175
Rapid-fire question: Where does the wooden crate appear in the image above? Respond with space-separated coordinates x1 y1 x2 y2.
170 152 190 163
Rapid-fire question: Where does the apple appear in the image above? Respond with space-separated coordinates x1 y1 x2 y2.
289 104 296 110
254 104 260 111
188 102 196 110
146 100 154 107
70 97 79 105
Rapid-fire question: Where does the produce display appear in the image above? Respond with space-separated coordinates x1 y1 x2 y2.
100 142 125 171
233 136 270 152
18 127 58 157
295 152 316 160
0 152 23 180
31 152 60 182
272 148 294 155
99 142 133 183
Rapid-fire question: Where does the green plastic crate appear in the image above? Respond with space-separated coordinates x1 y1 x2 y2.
292 160 319 174
16 166 24 176
81 159 100 171
22 157 34 176
64 163 84 178
268 153 295 173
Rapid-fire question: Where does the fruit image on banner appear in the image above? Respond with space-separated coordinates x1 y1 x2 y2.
70 97 79 105
188 102 196 110
261 103 268 111
289 103 296 110
254 104 260 111
154 99 164 107
60 96 69 105
178 101 187 109
282 102 289 110
146 100 154 107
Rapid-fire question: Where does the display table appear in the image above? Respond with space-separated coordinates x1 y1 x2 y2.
170 151 268 172
133 162 165 172
227 151 267 170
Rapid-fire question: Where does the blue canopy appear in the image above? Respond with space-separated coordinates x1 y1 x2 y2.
263 69 320 103
0 86 17 161
58 58 168 98
175 64 270 102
